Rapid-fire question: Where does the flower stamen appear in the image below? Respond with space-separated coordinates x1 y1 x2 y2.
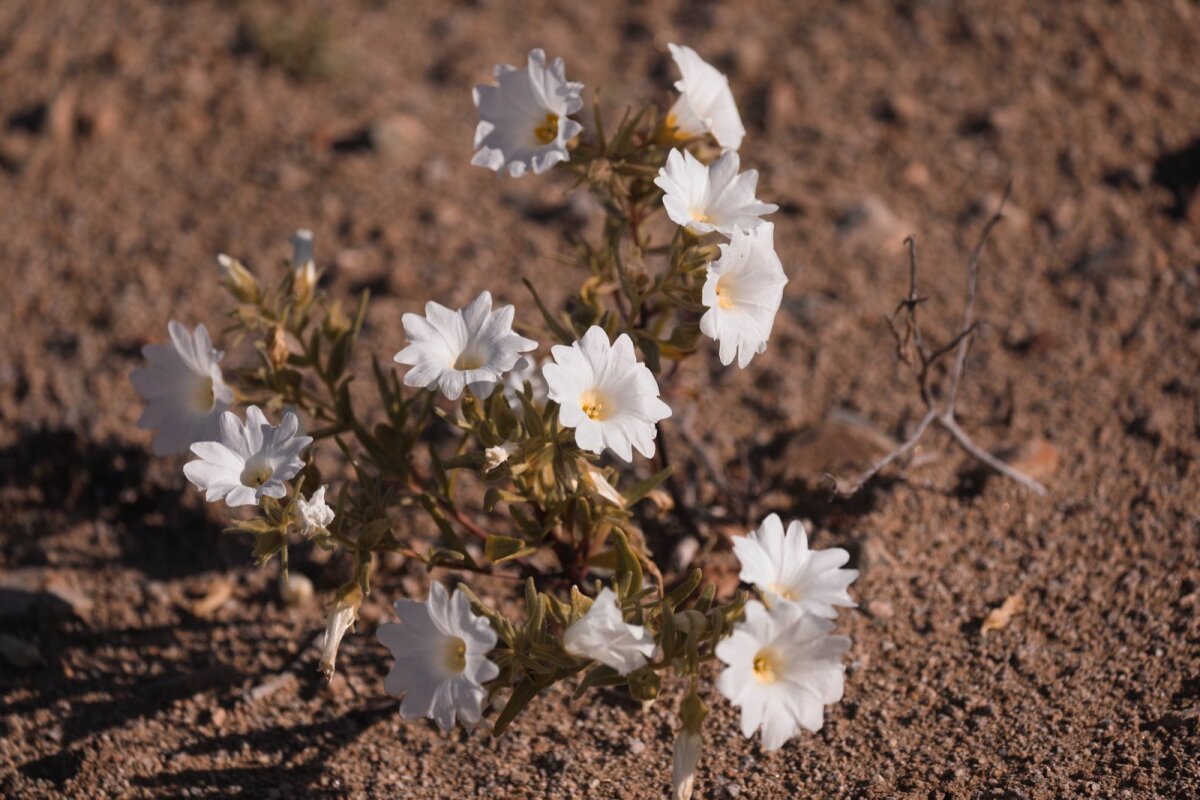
443 636 467 674
534 113 560 144
752 648 779 684
580 389 610 420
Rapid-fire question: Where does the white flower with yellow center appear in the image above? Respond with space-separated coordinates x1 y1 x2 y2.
733 514 858 618
562 588 656 675
377 582 500 732
654 148 777 236
700 223 788 368
130 320 234 456
666 43 745 152
542 326 672 461
394 291 537 401
472 48 584 177
296 485 335 537
715 600 850 751
182 406 312 508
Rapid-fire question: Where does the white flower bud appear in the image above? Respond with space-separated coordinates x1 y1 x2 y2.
319 587 361 681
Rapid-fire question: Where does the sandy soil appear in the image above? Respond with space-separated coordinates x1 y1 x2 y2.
2 0 1199 797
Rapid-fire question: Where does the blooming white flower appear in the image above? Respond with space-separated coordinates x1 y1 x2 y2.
562 588 656 675
733 514 858 618
183 406 312 508
715 600 850 751
700 223 788 368
394 291 537 401
543 326 672 461
503 355 550 410
472 48 584 177
654 149 777 236
666 43 745 152
296 485 335 537
131 320 234 456
672 729 702 800
377 582 500 732
319 586 361 680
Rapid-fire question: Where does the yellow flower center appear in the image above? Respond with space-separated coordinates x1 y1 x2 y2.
690 209 712 224
443 636 467 674
715 280 735 310
454 352 486 371
579 389 611 421
534 113 560 144
767 583 799 601
752 648 780 684
193 376 216 412
240 462 273 488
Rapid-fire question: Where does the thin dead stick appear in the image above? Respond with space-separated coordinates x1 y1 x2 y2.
833 184 1048 497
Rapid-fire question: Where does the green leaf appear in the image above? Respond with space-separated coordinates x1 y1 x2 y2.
571 664 624 699
623 465 675 506
493 680 539 737
664 568 704 611
522 278 575 344
485 534 536 564
611 529 643 596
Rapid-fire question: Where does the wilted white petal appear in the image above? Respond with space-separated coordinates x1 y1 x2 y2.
483 442 519 472
394 291 537 401
672 729 702 800
319 587 361 680
296 485 335 537
563 588 655 675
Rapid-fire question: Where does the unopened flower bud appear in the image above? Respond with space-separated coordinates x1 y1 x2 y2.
268 325 290 368
292 229 318 303
217 254 260 304
672 693 708 800
583 464 626 507
322 301 351 339
319 585 362 681
627 664 661 702
483 442 519 472
644 488 674 517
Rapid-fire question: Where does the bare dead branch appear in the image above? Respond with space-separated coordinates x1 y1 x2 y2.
833 183 1048 498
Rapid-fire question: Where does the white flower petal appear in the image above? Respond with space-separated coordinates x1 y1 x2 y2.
667 44 745 151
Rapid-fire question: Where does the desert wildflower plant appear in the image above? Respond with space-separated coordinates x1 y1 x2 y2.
134 44 868 797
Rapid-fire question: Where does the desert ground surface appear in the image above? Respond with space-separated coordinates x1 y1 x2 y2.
1 0 1199 797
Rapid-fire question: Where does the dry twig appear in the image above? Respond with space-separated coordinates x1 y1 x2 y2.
831 186 1048 497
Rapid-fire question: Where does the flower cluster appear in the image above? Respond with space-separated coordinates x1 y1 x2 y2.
132 42 859 798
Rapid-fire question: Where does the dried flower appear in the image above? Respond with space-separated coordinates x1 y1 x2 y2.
700 223 788 368
483 442 519 472
377 582 500 731
131 320 234 456
563 588 656 675
296 485 335 537
543 327 671 461
183 406 312 508
319 585 361 680
733 513 858 618
395 291 537 401
472 49 584 177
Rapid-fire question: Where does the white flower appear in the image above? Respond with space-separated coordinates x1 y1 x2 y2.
472 49 584 177
377 582 500 732
394 291 537 401
319 586 361 680
296 485 335 537
700 223 788 368
562 588 656 675
183 406 312 508
131 320 234 456
672 729 702 800
733 514 858 618
715 600 850 751
543 327 672 461
666 43 745 151
654 149 777 236
503 356 550 410
483 442 519 472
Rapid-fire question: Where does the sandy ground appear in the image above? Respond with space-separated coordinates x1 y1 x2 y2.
1 0 1199 797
